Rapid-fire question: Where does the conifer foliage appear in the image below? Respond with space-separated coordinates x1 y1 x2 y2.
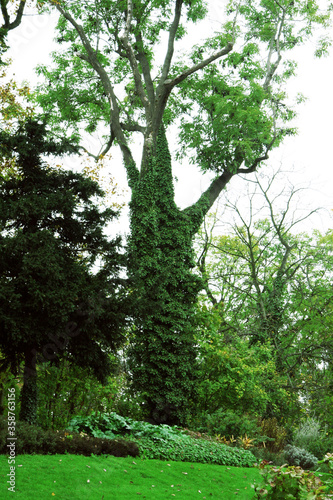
0 119 126 424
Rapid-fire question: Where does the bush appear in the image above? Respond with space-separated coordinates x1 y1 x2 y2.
259 417 287 452
67 411 187 442
187 409 260 440
284 444 318 470
292 418 332 459
252 462 326 499
0 418 139 456
131 436 257 466
251 447 286 466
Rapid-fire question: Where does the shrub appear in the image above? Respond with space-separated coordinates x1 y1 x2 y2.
0 418 139 456
259 418 287 452
292 418 331 459
187 409 260 440
251 447 286 466
284 444 318 470
252 461 326 499
131 436 257 466
67 411 187 442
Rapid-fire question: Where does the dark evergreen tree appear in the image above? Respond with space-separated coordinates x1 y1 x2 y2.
0 119 127 424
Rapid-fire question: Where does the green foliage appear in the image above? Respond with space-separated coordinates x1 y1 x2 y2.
133 436 257 467
292 418 328 459
65 411 256 465
194 184 333 424
252 462 326 499
318 453 333 495
187 409 260 442
36 360 130 430
67 411 187 442
260 418 287 453
22 0 331 430
284 445 318 470
193 324 289 418
127 128 203 425
0 119 127 423
0 416 139 456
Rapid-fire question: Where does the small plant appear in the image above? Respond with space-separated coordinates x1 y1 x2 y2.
238 434 255 449
260 418 287 452
215 434 237 445
252 461 326 499
284 444 318 470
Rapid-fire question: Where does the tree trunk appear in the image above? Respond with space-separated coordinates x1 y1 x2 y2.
20 348 38 425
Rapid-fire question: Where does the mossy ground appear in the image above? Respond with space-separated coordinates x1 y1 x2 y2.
0 454 261 499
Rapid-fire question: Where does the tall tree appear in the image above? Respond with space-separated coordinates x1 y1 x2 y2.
0 119 127 424
32 0 329 423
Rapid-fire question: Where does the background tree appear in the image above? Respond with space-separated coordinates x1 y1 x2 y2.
29 0 330 423
0 119 127 424
195 172 333 422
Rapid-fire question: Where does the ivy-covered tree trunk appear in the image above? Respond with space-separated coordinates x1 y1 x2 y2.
20 349 38 425
127 129 203 425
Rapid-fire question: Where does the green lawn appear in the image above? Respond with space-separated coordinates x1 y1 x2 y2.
0 454 261 499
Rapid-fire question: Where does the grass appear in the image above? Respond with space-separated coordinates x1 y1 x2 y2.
0 454 261 499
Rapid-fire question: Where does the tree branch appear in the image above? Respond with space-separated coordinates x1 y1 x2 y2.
120 0 151 118
51 1 139 189
135 30 155 105
165 42 234 90
1 0 25 31
160 0 183 84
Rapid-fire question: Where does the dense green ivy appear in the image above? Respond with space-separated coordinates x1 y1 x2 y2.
127 128 203 425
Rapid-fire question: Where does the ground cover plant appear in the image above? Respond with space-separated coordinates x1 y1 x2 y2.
0 454 261 499
66 412 257 466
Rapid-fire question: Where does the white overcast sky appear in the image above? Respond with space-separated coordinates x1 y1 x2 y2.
4 2 333 235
